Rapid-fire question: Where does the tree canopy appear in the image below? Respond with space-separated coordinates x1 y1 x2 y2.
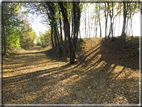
2 1 140 64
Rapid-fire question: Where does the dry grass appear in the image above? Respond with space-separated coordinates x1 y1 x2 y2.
2 36 140 104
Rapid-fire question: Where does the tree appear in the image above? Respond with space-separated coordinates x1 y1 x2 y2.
107 2 115 40
126 2 139 37
58 2 72 61
95 3 102 38
39 31 44 46
85 4 87 37
18 13 37 49
42 29 51 45
121 2 127 41
73 2 81 60
2 3 23 55
44 2 62 56
38 30 51 47
98 4 102 37
105 2 122 40
104 3 108 40
58 2 81 64
59 9 63 45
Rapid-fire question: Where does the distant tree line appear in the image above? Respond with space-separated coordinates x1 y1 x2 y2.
2 3 37 55
2 1 140 64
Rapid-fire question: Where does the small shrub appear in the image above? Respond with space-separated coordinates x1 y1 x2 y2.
67 58 70 62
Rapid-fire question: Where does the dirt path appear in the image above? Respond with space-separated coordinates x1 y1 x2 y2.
2 46 69 104
2 44 140 104
3 46 67 77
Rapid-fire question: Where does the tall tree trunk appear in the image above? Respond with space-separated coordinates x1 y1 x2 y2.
79 29 81 40
105 3 106 39
99 18 102 38
107 3 112 39
3 26 6 55
121 2 127 41
2 7 6 55
88 7 90 38
72 13 74 39
59 2 74 64
98 4 102 37
51 26 54 47
53 23 62 56
54 30 57 47
118 15 120 36
3 26 7 56
105 3 108 40
95 18 97 38
39 32 43 46
94 19 95 38
130 17 133 37
112 2 114 41
126 18 129 35
73 2 80 59
73 2 76 60
85 6 87 38
108 18 112 39
63 19 68 55
59 9 63 45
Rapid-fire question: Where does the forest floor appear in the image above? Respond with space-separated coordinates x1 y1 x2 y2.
2 36 140 105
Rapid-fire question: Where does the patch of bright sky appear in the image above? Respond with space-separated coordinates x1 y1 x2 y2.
29 3 141 38
79 3 141 38
28 12 49 36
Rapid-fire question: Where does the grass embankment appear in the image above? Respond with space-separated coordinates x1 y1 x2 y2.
2 36 140 104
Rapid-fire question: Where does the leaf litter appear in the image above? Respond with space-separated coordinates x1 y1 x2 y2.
2 36 140 104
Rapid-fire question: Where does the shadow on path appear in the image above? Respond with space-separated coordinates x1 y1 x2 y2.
2 37 140 104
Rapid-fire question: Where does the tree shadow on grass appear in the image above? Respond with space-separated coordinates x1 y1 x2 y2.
68 36 139 104
2 36 140 104
78 36 139 70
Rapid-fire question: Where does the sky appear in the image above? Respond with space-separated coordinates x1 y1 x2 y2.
79 4 141 38
27 12 49 37
29 3 141 38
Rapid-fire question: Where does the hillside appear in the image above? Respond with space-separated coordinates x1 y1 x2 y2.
2 36 140 104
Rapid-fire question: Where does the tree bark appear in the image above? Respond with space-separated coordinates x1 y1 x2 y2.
63 19 68 55
58 2 74 64
51 26 54 47
121 2 127 41
105 3 108 40
130 16 133 37
3 26 6 55
85 6 87 38
88 7 90 38
53 23 62 56
54 31 57 47
98 4 102 37
95 18 97 38
59 9 63 45
107 3 111 39
118 15 120 36
112 2 114 41
2 6 6 55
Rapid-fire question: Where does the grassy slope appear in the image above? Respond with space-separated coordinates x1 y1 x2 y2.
40 36 140 104
77 36 139 70
73 36 140 104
